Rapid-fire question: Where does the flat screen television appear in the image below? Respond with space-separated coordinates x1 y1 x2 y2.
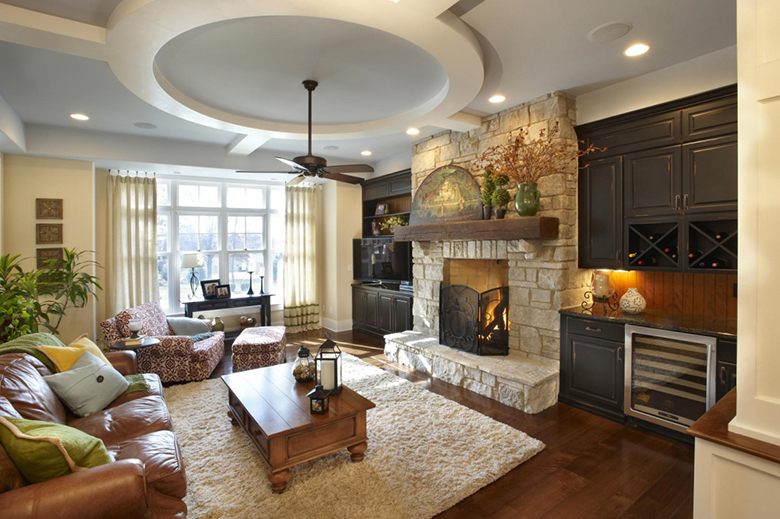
353 238 412 283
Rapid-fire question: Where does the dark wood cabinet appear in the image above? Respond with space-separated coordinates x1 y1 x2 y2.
682 135 738 214
361 170 412 238
576 85 738 272
624 146 682 217
560 316 625 422
352 285 412 337
716 337 737 401
578 156 623 268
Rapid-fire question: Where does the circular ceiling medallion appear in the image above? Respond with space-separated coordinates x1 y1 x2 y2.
106 0 484 140
587 22 632 43
154 17 448 126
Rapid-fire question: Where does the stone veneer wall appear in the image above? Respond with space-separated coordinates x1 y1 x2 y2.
410 92 590 362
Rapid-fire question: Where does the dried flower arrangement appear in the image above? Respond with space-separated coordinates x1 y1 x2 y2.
379 215 409 232
473 122 606 184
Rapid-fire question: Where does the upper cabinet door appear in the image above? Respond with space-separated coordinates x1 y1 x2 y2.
578 156 623 269
682 135 738 214
682 96 737 142
584 110 681 157
624 146 682 217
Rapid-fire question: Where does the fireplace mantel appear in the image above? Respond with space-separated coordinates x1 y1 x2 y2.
392 216 558 242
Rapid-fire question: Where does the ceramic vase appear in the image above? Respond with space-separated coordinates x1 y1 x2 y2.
212 316 225 331
620 288 646 315
515 182 540 217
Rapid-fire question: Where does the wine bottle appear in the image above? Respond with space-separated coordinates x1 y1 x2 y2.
628 251 643 259
637 257 658 266
714 231 729 241
647 234 658 242
689 250 703 260
710 259 729 268
663 246 677 255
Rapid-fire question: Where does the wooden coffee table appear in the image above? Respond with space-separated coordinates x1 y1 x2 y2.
222 362 375 493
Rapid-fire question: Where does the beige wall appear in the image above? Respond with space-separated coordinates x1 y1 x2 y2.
2 155 98 342
322 181 362 332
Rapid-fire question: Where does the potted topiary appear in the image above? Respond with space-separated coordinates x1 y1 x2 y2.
491 188 511 219
480 168 496 220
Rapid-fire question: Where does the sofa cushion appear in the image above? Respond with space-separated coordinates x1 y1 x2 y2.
108 374 162 408
0 354 66 425
0 416 113 484
108 430 186 499
66 395 171 446
44 353 130 417
36 335 110 373
116 302 171 338
0 397 26 494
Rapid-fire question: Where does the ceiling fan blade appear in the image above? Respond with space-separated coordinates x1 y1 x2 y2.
275 156 308 171
287 175 305 186
235 170 296 174
321 172 364 185
322 164 374 174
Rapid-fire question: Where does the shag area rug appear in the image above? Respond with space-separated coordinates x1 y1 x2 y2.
164 354 544 519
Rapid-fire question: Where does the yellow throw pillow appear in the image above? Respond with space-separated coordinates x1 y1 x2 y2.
36 335 110 372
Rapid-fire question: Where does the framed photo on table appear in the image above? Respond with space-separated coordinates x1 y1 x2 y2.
201 279 220 299
216 284 231 299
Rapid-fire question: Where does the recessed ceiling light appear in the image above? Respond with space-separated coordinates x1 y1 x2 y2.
323 145 339 151
134 122 157 129
70 113 89 121
587 22 632 42
406 127 420 135
624 43 650 57
488 95 506 104
361 150 372 156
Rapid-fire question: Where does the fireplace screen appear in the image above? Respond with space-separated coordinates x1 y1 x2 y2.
440 284 509 356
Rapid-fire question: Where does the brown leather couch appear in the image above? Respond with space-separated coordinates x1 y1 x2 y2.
0 350 187 519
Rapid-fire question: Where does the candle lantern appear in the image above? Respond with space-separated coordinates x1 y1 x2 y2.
314 338 342 395
306 384 331 414
582 270 619 314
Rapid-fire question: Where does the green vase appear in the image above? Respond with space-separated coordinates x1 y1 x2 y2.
515 182 540 217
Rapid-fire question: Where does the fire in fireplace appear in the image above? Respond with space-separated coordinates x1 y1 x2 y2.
439 284 509 356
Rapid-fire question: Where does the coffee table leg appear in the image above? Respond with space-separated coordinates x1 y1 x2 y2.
268 469 291 493
347 441 367 462
227 410 238 426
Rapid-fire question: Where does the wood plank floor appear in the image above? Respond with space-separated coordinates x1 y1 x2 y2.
209 329 694 519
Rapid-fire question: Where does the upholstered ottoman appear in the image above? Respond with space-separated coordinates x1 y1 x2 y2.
232 326 287 372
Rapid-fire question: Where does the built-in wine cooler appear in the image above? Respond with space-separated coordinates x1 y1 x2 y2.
624 325 717 432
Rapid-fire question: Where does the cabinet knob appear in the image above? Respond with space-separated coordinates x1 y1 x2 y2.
616 347 623 362
684 194 690 210
585 326 601 333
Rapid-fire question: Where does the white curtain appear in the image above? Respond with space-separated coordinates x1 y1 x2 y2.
106 174 158 316
283 184 321 333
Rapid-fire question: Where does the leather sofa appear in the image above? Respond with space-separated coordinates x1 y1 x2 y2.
101 301 224 383
0 350 187 518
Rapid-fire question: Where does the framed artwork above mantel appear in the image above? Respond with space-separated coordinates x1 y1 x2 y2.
409 165 481 226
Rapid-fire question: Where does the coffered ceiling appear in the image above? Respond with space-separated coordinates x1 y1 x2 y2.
0 0 736 179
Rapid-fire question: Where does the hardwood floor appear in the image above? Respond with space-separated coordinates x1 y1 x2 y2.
209 329 694 519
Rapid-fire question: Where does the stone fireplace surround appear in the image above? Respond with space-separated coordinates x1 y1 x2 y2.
384 92 590 414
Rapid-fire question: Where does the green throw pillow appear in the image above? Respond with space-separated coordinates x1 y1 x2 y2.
0 416 113 483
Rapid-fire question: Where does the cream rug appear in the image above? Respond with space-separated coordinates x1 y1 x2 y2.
164 354 544 519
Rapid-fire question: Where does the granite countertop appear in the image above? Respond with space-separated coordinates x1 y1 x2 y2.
560 306 737 339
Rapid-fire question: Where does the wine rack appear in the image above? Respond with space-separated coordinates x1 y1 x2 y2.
687 217 737 273
626 220 680 271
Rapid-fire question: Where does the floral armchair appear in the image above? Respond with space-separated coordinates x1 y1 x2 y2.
101 301 224 383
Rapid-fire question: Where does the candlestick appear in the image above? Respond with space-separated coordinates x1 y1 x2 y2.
246 271 254 296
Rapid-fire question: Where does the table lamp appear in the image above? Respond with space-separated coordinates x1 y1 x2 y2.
181 253 204 299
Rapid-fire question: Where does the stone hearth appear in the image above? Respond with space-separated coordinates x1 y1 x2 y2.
383 92 590 414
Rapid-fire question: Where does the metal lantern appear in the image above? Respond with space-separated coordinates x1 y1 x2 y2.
314 338 342 395
306 384 331 414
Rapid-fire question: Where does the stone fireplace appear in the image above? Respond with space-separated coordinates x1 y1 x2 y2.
384 92 590 414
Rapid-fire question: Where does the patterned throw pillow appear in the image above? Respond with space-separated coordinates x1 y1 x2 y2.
0 415 113 483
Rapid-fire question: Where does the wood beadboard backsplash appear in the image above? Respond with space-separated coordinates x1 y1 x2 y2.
609 271 737 320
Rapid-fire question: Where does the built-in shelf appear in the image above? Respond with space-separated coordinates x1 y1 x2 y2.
363 211 411 220
393 217 559 242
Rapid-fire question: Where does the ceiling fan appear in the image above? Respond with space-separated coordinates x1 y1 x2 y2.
237 80 373 185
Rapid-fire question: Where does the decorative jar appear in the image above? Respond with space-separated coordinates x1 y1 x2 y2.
515 182 540 217
620 288 647 315
291 345 315 383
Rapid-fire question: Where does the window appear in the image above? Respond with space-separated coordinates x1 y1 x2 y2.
156 179 285 313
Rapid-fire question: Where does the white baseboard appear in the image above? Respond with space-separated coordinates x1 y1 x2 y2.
321 318 353 333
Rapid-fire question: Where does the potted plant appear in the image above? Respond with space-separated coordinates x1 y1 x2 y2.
479 168 496 220
474 122 605 216
0 249 102 342
491 188 511 219
379 215 409 234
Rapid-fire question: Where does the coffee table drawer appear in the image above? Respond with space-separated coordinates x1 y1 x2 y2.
287 417 357 460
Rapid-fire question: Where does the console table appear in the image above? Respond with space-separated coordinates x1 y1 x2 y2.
183 294 273 326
